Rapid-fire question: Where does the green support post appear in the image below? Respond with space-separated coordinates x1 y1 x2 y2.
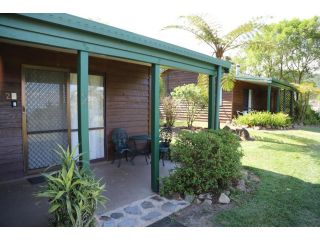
214 66 222 130
276 88 281 112
77 50 90 172
267 84 271 112
290 90 294 116
283 89 286 113
151 64 160 192
208 74 216 129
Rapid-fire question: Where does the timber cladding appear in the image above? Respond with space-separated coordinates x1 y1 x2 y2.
0 42 150 181
161 69 233 123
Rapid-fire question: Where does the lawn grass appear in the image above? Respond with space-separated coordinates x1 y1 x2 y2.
214 126 320 226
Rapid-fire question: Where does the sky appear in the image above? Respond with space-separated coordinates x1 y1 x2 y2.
4 0 320 56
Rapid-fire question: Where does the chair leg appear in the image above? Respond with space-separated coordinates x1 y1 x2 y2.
145 153 149 165
117 156 121 168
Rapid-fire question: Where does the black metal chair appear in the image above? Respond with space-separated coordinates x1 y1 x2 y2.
159 127 173 166
111 128 134 167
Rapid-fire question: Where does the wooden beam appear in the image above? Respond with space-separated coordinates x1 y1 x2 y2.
77 50 90 171
208 74 215 129
151 64 160 192
214 66 222 129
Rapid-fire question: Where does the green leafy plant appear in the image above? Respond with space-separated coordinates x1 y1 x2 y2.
172 84 207 128
233 111 292 128
293 82 320 124
161 130 243 196
161 96 177 127
36 145 106 227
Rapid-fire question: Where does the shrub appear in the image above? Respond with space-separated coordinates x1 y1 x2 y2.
36 145 106 227
160 130 243 196
172 84 207 128
233 111 292 128
161 96 177 127
302 106 320 125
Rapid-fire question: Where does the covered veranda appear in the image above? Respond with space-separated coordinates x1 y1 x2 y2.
0 14 230 226
0 13 230 191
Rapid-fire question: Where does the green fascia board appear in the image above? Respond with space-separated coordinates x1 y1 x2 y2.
0 14 230 74
236 75 295 91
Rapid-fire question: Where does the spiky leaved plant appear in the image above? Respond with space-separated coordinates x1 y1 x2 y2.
36 145 106 227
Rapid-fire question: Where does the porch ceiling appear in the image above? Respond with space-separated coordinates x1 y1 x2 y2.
0 13 231 75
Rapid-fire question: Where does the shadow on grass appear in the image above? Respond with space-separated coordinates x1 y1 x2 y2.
253 131 320 161
214 167 320 227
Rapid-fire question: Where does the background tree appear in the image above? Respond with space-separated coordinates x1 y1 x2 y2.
163 15 264 59
243 17 320 83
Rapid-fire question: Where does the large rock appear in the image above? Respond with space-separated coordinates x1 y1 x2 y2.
218 193 230 204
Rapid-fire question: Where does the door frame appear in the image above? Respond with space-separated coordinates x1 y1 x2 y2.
21 65 71 175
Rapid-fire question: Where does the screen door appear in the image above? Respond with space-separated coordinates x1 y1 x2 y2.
23 67 69 171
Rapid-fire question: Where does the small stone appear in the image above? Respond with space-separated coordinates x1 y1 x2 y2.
150 195 164 202
236 179 247 192
141 211 162 221
170 193 183 200
203 199 212 205
110 212 124 219
124 205 142 215
198 194 206 200
249 174 260 183
241 169 249 180
117 218 137 227
218 193 230 204
224 190 230 196
184 195 195 203
141 201 155 209
161 202 177 212
100 215 111 221
195 198 202 204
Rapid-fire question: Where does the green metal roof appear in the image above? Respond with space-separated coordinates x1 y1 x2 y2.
0 13 231 75
236 75 295 91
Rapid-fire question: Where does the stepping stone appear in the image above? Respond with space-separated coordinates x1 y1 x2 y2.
100 215 111 221
141 201 154 209
117 218 136 227
124 205 142 215
102 219 117 227
141 211 162 221
177 202 187 206
161 202 177 212
111 212 124 219
150 195 164 202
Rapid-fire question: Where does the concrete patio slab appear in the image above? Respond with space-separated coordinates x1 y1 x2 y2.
0 157 176 226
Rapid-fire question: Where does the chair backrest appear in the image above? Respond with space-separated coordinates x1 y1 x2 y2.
111 128 129 152
160 127 173 145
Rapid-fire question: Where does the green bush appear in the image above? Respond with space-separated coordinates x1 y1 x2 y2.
303 106 320 125
172 84 207 128
36 145 106 227
233 111 292 128
161 96 177 127
160 130 243 196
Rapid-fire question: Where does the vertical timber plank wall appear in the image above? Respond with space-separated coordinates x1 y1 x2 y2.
161 69 233 123
0 42 150 181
